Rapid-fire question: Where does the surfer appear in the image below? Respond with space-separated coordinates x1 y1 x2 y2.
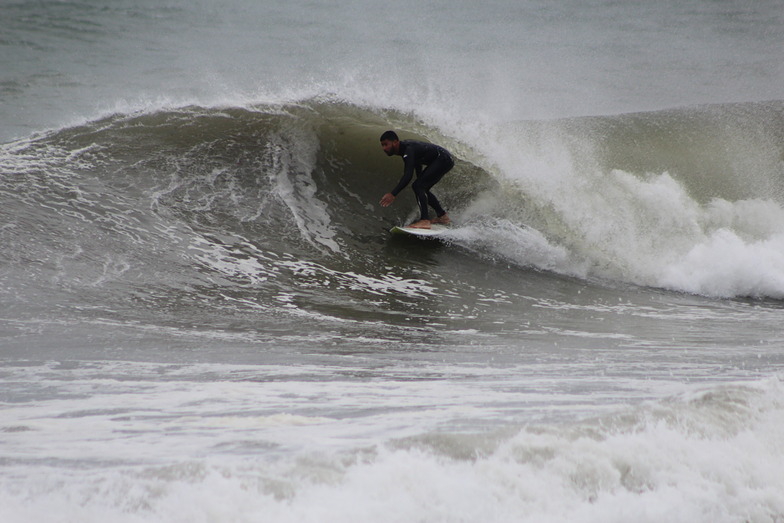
379 130 454 229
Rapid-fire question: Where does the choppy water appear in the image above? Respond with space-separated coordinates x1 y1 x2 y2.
2 1 784 521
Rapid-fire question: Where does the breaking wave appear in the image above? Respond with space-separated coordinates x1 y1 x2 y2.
2 98 784 323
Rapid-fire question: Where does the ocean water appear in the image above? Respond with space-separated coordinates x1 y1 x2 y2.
2 1 784 521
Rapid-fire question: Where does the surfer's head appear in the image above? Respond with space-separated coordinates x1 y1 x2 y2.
380 130 400 156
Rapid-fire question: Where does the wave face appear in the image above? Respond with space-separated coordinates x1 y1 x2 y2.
0 102 506 345
3 99 784 329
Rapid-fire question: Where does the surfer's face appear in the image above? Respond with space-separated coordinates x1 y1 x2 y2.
380 139 399 156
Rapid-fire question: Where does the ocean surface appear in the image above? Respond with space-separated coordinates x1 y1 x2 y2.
2 1 784 521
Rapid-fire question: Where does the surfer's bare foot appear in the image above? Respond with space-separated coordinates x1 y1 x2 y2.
408 219 432 229
431 214 451 225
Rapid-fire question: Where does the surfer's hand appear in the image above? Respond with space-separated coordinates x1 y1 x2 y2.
380 193 395 207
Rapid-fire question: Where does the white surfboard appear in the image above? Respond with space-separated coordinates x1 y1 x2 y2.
390 224 451 237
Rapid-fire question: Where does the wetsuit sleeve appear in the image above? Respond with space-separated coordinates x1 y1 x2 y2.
390 151 417 196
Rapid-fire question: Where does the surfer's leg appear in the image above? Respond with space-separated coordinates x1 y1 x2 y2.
415 154 453 221
408 186 446 228
411 179 431 221
426 191 446 217
409 154 454 228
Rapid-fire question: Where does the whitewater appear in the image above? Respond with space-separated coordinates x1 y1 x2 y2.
2 1 784 521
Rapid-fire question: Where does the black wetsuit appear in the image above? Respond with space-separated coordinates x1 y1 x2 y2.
390 140 454 221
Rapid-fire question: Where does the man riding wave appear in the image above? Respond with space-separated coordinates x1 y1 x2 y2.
379 130 454 229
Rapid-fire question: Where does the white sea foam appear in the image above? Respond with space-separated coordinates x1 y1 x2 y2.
1 371 781 523
263 126 341 254
442 115 784 299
